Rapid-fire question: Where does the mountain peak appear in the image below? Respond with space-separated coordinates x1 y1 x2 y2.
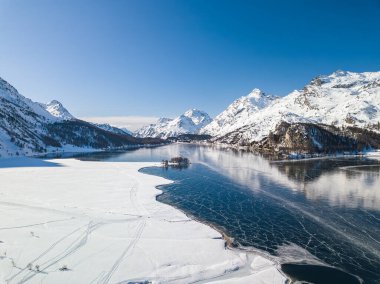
309 70 380 89
45 100 74 120
182 109 212 126
332 69 350 77
135 109 212 138
184 108 208 117
201 88 277 137
47 99 63 106
247 88 264 99
239 88 277 109
157 117 173 124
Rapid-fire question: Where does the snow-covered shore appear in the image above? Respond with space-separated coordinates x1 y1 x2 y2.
0 158 286 284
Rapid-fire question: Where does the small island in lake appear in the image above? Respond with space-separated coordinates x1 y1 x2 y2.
162 157 190 168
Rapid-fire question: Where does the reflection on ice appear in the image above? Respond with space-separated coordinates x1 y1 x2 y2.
274 161 380 210
176 145 380 211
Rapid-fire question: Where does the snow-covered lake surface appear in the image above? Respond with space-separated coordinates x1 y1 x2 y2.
50 144 380 284
0 156 286 284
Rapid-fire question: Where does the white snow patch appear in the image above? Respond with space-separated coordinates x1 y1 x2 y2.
0 159 286 284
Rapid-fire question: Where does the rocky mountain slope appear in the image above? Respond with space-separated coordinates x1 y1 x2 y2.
0 77 162 157
208 71 380 154
218 121 380 157
135 109 212 139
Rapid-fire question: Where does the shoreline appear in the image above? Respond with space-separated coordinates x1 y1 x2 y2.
140 166 238 248
180 141 380 161
0 142 168 159
0 158 287 283
141 166 290 283
140 162 370 284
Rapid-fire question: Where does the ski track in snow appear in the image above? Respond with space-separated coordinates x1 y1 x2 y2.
97 220 146 284
0 159 286 284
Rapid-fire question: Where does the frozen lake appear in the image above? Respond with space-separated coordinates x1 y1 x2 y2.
52 144 380 284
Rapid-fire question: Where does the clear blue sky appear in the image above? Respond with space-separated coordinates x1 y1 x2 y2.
1 0 379 120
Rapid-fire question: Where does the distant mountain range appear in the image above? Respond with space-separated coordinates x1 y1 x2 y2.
92 123 133 136
135 109 212 139
1 70 380 158
0 77 162 157
136 71 380 156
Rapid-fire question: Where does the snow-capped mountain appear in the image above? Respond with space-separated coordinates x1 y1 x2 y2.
42 102 135 138
215 71 380 149
135 109 212 139
43 100 74 120
0 77 162 157
2 70 379 157
201 88 278 137
93 123 132 136
0 77 62 157
238 121 380 157
135 118 173 138
0 77 60 122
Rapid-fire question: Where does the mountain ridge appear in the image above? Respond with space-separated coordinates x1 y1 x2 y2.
2 70 380 158
206 70 380 155
135 108 212 138
0 77 163 157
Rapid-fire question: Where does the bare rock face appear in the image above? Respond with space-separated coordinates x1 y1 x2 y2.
246 122 380 157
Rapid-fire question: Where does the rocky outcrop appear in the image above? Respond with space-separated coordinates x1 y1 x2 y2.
237 122 380 157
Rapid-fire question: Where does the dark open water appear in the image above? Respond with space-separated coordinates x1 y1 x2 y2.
46 144 380 284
